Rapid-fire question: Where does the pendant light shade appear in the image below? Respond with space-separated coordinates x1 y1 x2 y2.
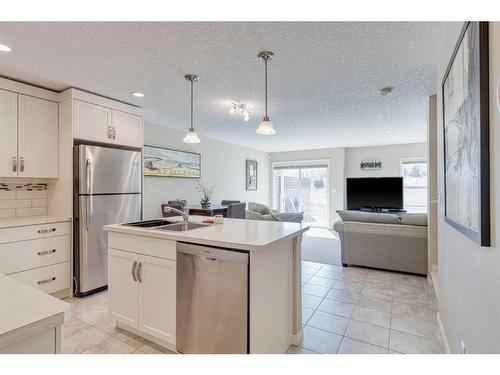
183 74 201 144
257 50 276 135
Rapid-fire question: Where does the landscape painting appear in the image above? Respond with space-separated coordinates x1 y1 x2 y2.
442 22 490 246
144 145 201 178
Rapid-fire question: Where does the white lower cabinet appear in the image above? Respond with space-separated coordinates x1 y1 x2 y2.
108 247 176 346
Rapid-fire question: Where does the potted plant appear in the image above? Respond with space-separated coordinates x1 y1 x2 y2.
195 180 215 207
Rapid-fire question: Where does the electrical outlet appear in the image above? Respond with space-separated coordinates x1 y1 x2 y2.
460 340 466 354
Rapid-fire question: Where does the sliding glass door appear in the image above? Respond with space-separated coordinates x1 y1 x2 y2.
273 163 329 227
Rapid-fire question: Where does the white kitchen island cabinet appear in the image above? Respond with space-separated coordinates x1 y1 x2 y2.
105 216 308 354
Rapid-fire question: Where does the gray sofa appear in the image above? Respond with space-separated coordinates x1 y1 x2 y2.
333 210 428 275
246 202 304 223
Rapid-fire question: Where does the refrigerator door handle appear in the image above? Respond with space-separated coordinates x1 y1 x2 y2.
86 159 93 231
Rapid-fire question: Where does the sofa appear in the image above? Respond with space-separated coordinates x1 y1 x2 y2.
333 210 428 275
246 202 304 223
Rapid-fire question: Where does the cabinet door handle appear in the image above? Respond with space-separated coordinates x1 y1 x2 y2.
12 156 17 172
112 126 117 140
20 156 24 172
132 261 138 282
38 249 56 256
38 277 56 285
107 126 113 139
137 262 143 283
38 228 56 234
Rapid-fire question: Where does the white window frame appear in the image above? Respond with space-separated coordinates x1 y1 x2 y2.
400 157 428 213
271 159 331 228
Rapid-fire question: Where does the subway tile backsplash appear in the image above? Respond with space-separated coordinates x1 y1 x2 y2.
0 178 49 218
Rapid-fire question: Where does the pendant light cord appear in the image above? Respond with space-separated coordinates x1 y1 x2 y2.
264 58 268 118
190 79 194 131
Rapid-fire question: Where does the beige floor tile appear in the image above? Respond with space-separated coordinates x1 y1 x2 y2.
301 326 343 354
302 294 323 310
64 326 109 354
287 345 316 354
338 337 387 354
63 317 91 338
389 330 439 354
391 316 437 339
326 287 361 304
82 337 136 354
307 311 350 335
357 294 393 312
111 328 152 348
135 342 176 354
302 307 315 326
303 283 331 298
302 261 324 270
317 299 355 318
302 275 312 286
334 279 365 291
352 306 391 328
362 286 394 300
302 267 318 276
307 276 336 288
392 301 437 322
320 264 342 273
345 320 390 348
315 268 342 279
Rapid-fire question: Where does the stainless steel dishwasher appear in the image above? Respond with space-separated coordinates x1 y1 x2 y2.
176 242 249 354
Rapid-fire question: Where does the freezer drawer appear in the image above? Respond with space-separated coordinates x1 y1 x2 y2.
77 194 141 294
176 243 249 354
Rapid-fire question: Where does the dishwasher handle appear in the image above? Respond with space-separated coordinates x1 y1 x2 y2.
177 243 248 264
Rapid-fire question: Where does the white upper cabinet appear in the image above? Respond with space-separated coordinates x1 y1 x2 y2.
112 110 143 148
0 90 58 178
18 95 59 178
73 100 112 144
0 89 18 177
73 99 143 148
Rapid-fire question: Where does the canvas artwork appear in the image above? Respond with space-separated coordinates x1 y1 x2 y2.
442 22 489 246
246 159 258 191
144 145 201 178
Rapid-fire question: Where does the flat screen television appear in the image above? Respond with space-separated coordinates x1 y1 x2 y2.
346 177 403 211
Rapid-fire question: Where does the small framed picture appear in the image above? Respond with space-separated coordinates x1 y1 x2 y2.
246 159 258 191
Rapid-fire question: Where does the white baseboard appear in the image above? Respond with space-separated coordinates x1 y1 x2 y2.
437 312 451 354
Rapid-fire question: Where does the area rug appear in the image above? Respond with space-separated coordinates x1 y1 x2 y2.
301 228 341 265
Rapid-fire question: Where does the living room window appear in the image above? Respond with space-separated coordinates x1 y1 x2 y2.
401 158 427 213
272 161 330 227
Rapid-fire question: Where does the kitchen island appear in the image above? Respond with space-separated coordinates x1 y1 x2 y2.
104 216 308 354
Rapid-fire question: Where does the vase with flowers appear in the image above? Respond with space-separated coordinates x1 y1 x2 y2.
195 180 215 207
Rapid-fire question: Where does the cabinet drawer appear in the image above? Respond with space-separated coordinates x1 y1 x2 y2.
108 232 176 261
0 235 70 274
9 262 70 294
0 221 70 244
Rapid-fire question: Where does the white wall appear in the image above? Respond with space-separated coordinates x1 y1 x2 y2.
437 22 500 354
143 122 270 219
269 148 345 227
345 142 427 178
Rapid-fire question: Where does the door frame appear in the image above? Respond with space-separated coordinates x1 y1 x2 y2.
271 159 331 228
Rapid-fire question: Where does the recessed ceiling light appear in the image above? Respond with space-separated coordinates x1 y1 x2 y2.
379 86 394 96
385 129 393 134
131 92 145 98
295 139 301 142
0 44 12 52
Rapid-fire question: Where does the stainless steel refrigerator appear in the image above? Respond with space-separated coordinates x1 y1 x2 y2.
74 145 142 296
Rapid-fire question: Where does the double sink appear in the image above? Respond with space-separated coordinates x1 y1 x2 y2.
123 219 209 232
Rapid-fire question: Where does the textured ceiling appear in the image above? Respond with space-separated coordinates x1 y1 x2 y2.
0 22 447 152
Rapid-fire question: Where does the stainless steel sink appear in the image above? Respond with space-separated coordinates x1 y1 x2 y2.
155 222 209 232
122 219 176 228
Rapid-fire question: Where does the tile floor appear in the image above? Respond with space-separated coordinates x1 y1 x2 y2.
287 260 445 354
62 291 175 354
62 260 444 354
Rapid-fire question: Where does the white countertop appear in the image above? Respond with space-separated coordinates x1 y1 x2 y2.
0 274 70 349
0 215 71 229
105 216 309 251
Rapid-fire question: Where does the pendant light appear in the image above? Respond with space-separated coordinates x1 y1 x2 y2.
256 50 276 135
183 74 201 143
